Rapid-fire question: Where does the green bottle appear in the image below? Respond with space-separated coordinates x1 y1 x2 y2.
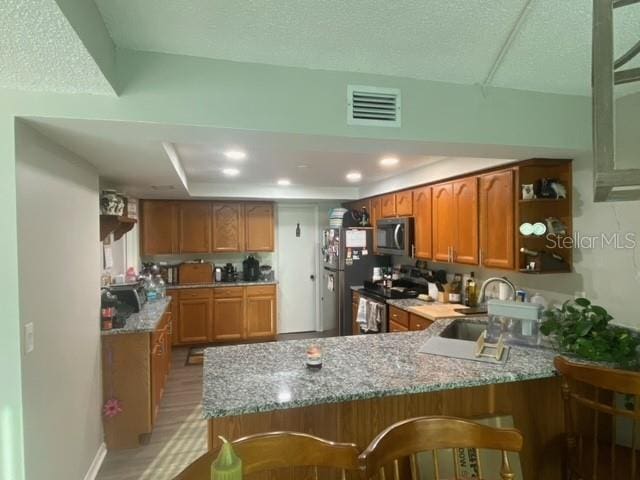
211 436 242 480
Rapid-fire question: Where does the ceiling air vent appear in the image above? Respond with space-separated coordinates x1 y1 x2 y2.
347 85 401 127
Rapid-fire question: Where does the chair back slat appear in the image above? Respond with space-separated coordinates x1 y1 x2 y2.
232 431 360 475
431 450 440 480
359 416 523 479
174 431 359 480
409 453 419 480
592 387 600 478
554 356 640 480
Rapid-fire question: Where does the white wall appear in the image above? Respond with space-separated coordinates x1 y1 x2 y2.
16 123 103 479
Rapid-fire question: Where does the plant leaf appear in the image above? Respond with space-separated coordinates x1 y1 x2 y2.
575 298 591 307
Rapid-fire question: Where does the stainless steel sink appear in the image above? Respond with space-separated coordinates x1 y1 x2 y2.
439 319 488 342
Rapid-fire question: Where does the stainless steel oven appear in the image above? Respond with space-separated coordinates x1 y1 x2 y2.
375 217 414 256
355 290 388 333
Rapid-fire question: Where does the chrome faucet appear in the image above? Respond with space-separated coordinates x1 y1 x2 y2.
477 277 517 305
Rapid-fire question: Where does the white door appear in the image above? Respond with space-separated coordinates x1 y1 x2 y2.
277 205 318 333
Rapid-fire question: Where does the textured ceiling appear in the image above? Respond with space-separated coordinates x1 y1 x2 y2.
24 118 529 199
0 0 114 94
96 0 640 96
175 142 442 187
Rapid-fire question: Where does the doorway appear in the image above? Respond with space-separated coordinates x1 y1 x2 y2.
277 205 318 333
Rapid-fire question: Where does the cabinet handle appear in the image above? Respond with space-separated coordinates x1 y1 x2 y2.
479 249 484 265
411 244 416 258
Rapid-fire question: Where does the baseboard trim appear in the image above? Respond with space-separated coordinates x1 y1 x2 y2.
84 442 107 480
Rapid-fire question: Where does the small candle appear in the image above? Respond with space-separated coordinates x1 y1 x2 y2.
211 436 242 480
306 344 323 369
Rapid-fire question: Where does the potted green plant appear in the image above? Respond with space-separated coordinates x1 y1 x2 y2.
540 297 640 370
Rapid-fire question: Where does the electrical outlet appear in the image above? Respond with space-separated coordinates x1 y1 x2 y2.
24 322 34 354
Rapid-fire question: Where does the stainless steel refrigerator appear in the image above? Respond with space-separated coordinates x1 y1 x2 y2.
321 228 389 336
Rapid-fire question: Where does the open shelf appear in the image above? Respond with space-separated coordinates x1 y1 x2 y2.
100 215 137 241
518 268 572 275
518 198 568 204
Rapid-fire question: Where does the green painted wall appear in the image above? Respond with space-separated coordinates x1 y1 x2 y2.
53 0 118 93
0 48 592 479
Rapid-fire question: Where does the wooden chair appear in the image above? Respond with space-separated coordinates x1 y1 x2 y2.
174 431 360 479
359 416 523 480
555 356 640 479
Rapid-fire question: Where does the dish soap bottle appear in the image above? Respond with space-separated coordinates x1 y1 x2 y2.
465 272 477 307
211 436 242 479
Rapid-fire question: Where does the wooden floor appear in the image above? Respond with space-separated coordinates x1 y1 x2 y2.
97 347 207 480
97 332 337 479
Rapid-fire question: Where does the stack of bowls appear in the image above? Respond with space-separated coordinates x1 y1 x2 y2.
329 208 348 228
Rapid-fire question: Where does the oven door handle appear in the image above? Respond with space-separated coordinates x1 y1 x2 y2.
393 224 402 250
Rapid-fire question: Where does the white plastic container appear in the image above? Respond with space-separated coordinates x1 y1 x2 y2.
487 299 543 347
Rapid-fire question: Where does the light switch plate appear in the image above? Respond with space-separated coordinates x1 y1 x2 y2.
24 322 34 354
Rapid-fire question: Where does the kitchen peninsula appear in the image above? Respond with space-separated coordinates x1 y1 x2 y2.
203 319 564 479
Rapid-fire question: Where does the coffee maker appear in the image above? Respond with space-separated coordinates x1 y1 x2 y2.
243 255 260 281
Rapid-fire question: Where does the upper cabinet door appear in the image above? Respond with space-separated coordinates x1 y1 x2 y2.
178 201 211 253
140 200 179 255
413 186 432 260
452 177 479 265
370 197 382 254
395 190 413 216
480 169 515 269
381 194 397 218
244 203 274 252
212 203 245 252
432 183 454 262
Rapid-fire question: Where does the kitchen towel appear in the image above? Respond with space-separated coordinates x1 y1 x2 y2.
356 297 367 329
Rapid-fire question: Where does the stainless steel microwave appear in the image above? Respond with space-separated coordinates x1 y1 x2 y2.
376 217 414 256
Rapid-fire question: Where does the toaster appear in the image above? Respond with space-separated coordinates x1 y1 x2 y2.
109 283 147 312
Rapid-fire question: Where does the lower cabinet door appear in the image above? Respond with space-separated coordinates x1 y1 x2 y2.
409 314 433 331
212 297 245 341
245 295 276 339
389 320 409 332
178 298 211 344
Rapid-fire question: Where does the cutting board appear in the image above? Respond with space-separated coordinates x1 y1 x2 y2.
407 303 467 321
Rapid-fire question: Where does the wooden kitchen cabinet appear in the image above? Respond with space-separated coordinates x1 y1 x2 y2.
140 200 179 255
432 178 479 265
212 203 245 252
395 190 413 216
244 203 274 252
178 289 212 344
101 309 171 450
371 197 382 254
452 177 479 264
432 182 455 262
352 291 360 335
409 314 432 331
413 186 432 260
245 285 277 339
179 201 211 253
381 194 397 218
389 320 409 332
211 288 244 342
167 290 179 346
480 169 515 269
389 306 409 328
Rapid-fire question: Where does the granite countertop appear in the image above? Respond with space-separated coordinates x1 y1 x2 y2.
167 280 278 290
203 318 557 419
386 298 431 309
101 297 171 336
